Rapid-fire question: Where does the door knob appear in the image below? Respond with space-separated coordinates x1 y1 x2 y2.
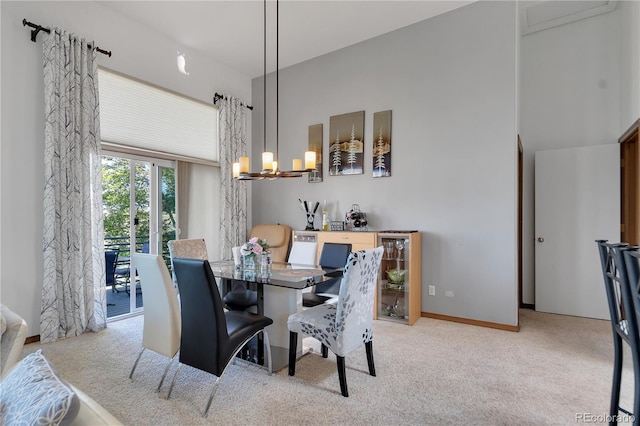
537 237 544 242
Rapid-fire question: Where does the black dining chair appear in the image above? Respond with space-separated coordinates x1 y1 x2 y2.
302 242 352 308
624 247 640 422
596 240 640 423
167 258 273 417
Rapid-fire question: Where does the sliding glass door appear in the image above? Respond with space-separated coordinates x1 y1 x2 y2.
103 153 175 318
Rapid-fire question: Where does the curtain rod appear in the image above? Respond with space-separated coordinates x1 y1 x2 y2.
213 92 253 110
22 19 112 57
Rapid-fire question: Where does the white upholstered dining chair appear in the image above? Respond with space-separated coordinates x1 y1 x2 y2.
129 253 181 392
287 241 318 266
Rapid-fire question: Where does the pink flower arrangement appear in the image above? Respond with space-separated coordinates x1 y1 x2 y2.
240 237 269 258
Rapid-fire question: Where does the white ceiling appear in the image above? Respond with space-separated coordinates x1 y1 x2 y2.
98 0 475 78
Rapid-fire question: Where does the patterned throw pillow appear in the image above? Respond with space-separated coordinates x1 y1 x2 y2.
0 350 80 425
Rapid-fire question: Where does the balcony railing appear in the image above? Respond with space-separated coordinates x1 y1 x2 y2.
104 235 171 261
104 235 173 318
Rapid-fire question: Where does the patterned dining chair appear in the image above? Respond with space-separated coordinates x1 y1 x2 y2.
287 247 383 397
167 238 208 287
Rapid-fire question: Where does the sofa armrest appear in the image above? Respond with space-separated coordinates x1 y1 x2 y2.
69 384 123 425
0 304 28 377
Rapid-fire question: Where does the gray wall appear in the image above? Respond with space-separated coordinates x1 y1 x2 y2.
251 1 519 326
0 1 252 336
519 1 639 305
620 1 640 130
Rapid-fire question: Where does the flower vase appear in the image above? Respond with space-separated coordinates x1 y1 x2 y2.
243 254 256 270
260 249 272 275
242 255 256 281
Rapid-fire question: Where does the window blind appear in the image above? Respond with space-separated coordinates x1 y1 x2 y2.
98 68 218 162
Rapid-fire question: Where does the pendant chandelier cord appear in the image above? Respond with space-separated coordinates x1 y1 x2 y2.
263 0 268 156
231 0 315 180
22 18 112 57
276 0 280 164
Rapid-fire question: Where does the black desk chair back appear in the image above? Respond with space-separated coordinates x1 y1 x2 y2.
303 242 352 308
596 240 640 423
167 258 273 417
105 250 118 292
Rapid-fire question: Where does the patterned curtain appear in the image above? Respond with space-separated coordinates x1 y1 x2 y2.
41 28 107 343
219 97 248 259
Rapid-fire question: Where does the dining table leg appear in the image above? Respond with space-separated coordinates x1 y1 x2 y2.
263 285 303 372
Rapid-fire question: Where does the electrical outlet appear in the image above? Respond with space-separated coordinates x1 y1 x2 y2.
445 290 454 297
428 285 435 296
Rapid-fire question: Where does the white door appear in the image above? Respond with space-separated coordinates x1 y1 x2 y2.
535 144 619 320
102 153 176 318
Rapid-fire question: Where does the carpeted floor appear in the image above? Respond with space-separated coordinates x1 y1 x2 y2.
21 309 634 425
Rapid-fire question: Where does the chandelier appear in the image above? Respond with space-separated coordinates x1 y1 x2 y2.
233 0 316 180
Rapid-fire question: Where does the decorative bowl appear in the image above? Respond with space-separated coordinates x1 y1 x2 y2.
386 269 407 283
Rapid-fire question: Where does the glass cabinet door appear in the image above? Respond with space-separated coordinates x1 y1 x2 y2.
378 235 410 321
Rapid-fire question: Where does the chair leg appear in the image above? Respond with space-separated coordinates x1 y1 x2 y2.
129 347 145 379
632 336 640 422
201 329 270 416
321 344 328 358
263 329 273 375
610 335 623 420
166 363 183 400
157 354 177 392
336 356 348 397
289 331 298 376
365 341 376 377
203 376 222 417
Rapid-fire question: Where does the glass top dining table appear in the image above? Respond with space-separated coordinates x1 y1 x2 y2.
208 260 340 371
208 260 333 290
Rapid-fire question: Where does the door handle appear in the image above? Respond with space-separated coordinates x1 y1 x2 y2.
537 237 544 243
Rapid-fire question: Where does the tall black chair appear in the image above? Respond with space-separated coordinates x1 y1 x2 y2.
302 242 352 308
105 250 119 292
167 258 273 417
596 240 640 424
624 247 640 423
